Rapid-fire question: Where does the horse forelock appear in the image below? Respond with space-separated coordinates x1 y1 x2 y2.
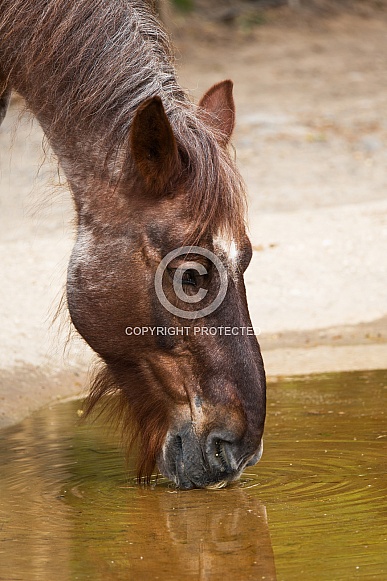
171 109 247 244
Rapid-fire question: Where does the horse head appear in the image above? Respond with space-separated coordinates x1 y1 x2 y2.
67 80 266 489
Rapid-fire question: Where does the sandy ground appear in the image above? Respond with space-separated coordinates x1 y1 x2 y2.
1 12 387 427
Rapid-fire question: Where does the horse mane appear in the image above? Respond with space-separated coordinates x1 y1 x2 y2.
0 0 246 240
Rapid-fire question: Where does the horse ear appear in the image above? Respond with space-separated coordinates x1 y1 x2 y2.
199 79 235 146
130 96 178 192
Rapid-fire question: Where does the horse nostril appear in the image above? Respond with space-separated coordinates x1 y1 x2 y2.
206 435 239 474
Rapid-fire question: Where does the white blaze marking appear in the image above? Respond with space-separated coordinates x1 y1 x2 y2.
213 235 239 265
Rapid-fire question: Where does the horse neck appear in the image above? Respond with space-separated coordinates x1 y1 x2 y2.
0 0 182 206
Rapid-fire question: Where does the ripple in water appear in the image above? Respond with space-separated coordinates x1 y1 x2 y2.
0 369 386 580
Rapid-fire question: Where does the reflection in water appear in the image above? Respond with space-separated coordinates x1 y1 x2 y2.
1 369 386 580
0 398 276 581
126 490 275 580
65 487 276 581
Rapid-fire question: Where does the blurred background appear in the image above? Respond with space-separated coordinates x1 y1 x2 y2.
1 0 387 426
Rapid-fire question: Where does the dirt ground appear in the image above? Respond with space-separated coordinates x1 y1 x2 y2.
1 10 387 427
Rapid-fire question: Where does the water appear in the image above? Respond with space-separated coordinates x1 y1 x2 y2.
0 370 386 581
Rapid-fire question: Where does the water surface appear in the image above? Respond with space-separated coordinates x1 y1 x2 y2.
1 370 386 580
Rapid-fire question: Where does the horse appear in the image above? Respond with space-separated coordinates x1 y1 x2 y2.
0 0 266 489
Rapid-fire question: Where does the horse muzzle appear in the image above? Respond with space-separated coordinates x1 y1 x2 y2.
157 424 264 489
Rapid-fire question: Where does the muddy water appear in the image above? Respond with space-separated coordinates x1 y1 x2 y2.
0 370 386 581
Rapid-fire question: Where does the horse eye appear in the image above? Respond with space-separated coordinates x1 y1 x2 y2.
182 269 197 286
